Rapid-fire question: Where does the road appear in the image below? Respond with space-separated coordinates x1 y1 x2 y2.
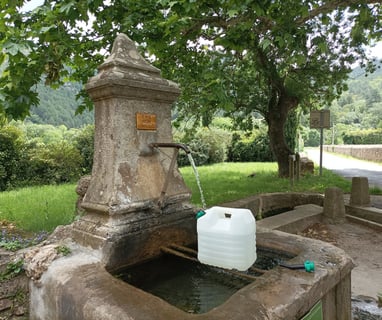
304 148 382 189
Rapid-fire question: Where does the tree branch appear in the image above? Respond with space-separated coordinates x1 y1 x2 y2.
295 0 381 25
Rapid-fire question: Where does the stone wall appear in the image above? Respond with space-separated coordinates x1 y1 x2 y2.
0 252 29 319
323 145 382 162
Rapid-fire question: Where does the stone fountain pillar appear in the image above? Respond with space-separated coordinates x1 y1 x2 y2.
72 34 195 269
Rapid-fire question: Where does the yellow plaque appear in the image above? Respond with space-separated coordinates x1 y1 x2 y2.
136 113 157 130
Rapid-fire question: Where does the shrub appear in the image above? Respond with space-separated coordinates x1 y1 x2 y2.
26 141 83 185
178 138 210 167
227 131 274 162
176 127 232 166
195 127 231 164
302 129 320 147
0 126 25 190
342 128 382 144
0 123 93 189
74 124 94 174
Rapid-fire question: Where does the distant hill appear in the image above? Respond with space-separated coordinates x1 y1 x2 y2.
27 82 94 128
27 63 381 129
326 62 382 135
350 62 382 79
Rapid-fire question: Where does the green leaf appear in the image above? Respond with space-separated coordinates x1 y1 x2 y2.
321 14 330 25
318 42 328 53
40 25 55 33
18 43 32 56
3 41 19 56
275 36 284 46
0 54 9 72
294 54 306 65
261 39 271 50
59 2 75 14
228 9 238 18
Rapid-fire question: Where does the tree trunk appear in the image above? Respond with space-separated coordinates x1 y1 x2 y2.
267 91 299 177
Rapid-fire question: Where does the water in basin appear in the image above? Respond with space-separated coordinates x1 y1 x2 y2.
115 247 294 314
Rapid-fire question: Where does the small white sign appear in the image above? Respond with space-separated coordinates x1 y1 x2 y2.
310 110 330 129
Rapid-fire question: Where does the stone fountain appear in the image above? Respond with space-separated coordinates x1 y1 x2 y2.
72 33 197 270
27 34 354 320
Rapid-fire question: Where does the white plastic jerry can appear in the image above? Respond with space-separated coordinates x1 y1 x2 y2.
197 206 257 271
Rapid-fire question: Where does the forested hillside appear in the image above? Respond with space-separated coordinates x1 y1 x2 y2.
27 82 94 128
300 64 382 146
334 65 382 128
26 65 381 132
1 65 380 191
326 65 382 143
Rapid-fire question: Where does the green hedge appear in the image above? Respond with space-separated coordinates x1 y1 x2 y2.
342 129 382 144
24 142 83 185
227 131 275 162
0 124 91 190
1 120 279 190
0 126 24 190
176 125 275 166
177 127 232 166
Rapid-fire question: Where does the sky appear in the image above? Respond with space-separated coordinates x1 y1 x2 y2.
370 42 382 59
20 0 44 12
21 0 382 59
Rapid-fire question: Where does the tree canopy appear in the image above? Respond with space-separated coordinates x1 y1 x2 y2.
1 0 381 176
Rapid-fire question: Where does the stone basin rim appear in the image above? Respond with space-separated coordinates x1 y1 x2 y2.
35 229 353 320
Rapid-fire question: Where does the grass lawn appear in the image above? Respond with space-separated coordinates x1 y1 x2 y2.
0 162 378 234
0 184 77 233
180 162 355 207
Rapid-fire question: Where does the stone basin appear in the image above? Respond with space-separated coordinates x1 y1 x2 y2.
29 228 353 320
113 246 295 314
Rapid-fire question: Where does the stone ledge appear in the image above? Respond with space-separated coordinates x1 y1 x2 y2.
345 205 382 224
220 192 324 218
345 215 382 232
257 204 323 234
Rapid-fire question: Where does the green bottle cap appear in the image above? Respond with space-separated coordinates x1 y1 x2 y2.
196 210 206 219
304 260 315 272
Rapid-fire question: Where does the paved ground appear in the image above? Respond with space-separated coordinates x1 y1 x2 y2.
303 222 382 318
304 147 382 189
303 148 382 299
322 222 381 299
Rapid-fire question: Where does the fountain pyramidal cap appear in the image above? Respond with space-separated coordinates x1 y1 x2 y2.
86 33 179 99
72 33 196 269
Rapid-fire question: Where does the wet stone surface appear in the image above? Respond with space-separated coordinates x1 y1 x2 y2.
352 296 382 320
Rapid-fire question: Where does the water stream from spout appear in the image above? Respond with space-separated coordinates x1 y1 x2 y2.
187 153 207 209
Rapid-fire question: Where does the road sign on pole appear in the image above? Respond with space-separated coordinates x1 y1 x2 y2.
310 110 330 129
310 110 331 176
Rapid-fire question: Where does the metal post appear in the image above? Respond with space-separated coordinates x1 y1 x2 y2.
289 155 295 187
158 148 179 207
319 127 324 177
296 153 300 181
310 109 330 177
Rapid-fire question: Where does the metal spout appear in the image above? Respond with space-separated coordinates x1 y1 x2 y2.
148 142 191 208
149 142 191 154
